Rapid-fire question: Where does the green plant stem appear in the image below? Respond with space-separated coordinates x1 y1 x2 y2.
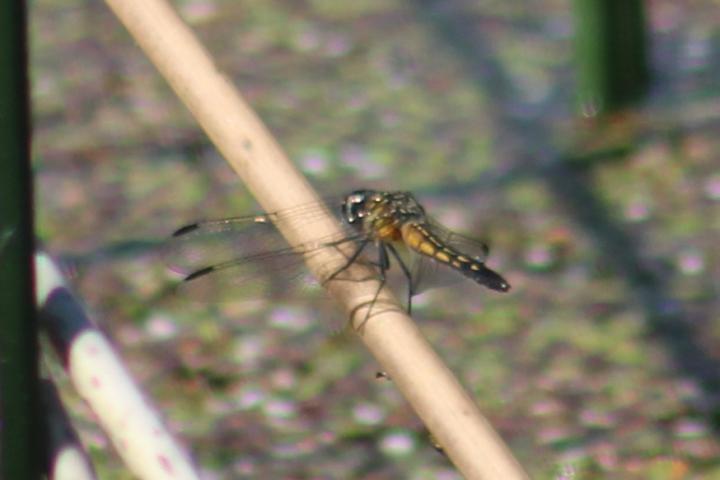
573 0 649 115
0 1 41 479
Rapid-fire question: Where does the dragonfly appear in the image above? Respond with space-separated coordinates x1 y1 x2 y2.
166 189 510 315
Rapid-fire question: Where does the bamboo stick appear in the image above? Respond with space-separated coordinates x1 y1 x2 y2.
103 0 528 477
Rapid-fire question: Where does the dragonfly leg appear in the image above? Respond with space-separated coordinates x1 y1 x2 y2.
360 242 390 326
325 238 371 283
385 243 413 315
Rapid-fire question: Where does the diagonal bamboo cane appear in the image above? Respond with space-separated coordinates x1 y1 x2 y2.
103 0 529 478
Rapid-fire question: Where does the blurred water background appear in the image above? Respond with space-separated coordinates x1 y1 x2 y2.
31 1 720 478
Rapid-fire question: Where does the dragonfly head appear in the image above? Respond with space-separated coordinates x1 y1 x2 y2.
341 189 378 227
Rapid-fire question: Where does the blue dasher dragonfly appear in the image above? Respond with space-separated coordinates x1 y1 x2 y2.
166 189 510 313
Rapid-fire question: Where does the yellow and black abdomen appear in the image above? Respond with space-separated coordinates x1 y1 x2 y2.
401 223 510 292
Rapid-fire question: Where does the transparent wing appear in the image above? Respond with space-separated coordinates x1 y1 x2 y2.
162 197 368 303
423 218 490 261
164 195 352 273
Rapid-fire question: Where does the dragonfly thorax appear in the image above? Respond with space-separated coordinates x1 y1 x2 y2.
341 190 426 240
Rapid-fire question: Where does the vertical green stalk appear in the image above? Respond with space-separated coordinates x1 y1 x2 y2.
572 0 649 115
0 1 41 479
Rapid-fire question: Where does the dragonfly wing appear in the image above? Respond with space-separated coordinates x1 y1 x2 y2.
176 252 312 303
409 254 466 294
165 215 288 275
162 199 372 303
164 216 296 302
423 218 490 261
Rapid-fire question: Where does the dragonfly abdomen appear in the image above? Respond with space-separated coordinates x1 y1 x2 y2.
458 259 511 292
401 223 511 292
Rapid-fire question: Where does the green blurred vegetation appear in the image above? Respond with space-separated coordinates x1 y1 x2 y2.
30 0 720 478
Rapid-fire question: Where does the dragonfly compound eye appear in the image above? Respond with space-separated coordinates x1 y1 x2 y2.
343 191 372 225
